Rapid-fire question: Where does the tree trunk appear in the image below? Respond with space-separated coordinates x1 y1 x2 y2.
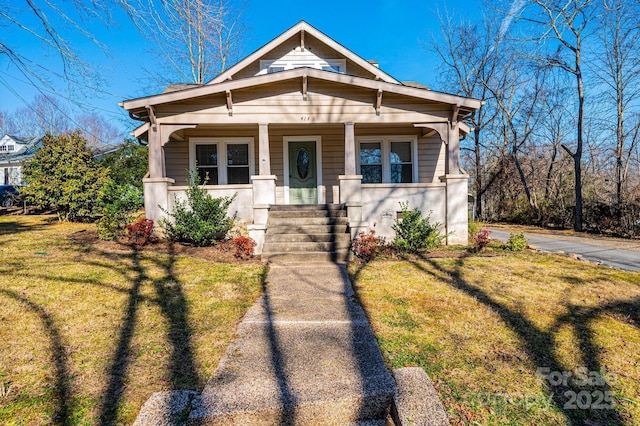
574 43 584 232
616 89 625 207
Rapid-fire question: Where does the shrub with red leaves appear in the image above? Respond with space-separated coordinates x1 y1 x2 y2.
351 229 385 262
233 236 256 259
125 218 157 246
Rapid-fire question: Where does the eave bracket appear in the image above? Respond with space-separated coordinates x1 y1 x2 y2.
376 89 383 116
226 90 233 116
302 75 308 100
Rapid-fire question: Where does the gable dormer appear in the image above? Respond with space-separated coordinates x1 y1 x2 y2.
256 47 346 75
209 21 400 84
0 135 15 153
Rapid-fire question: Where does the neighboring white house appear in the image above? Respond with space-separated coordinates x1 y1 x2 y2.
120 21 482 253
0 135 43 186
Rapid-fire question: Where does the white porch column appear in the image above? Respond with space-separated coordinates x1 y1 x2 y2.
440 174 469 245
344 122 356 175
143 177 175 222
338 176 367 239
258 123 271 175
339 122 367 237
144 124 174 223
249 175 276 255
148 124 163 179
250 123 276 254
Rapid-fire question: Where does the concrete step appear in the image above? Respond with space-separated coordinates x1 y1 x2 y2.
267 224 349 235
188 324 394 424
269 209 347 218
269 203 345 212
262 251 350 263
263 240 352 253
268 216 348 226
265 233 352 243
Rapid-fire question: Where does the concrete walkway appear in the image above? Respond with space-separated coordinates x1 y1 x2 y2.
490 228 640 272
187 262 395 424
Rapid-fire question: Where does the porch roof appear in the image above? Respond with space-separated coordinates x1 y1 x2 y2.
121 67 482 120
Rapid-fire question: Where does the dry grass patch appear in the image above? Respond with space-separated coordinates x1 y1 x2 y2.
0 216 265 425
350 252 640 425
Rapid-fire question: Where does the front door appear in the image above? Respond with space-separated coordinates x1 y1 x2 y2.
288 141 317 204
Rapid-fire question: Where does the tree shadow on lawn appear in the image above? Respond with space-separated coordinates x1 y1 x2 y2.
0 218 47 237
8 236 259 424
95 243 200 425
350 253 638 425
0 289 72 426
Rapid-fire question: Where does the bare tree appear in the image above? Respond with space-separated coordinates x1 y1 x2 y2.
142 0 245 86
0 1 246 99
486 61 547 219
11 94 71 136
592 0 640 207
520 0 598 231
430 9 503 220
76 113 123 146
0 112 18 137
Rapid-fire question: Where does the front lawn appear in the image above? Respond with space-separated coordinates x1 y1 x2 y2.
350 252 640 425
0 216 265 425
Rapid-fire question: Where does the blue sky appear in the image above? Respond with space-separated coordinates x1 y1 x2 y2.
0 0 480 133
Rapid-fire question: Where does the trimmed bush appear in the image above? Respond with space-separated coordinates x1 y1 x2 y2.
392 202 445 253
97 214 120 241
161 168 236 246
505 232 528 251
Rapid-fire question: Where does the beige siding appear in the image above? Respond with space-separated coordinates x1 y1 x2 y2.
418 136 446 183
163 123 445 200
164 141 189 184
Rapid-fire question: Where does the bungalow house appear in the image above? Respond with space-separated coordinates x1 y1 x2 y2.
0 135 43 186
120 21 481 257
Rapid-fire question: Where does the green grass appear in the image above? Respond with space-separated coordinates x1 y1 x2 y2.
350 251 640 425
0 216 265 425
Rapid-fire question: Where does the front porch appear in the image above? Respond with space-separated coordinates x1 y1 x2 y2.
141 122 469 254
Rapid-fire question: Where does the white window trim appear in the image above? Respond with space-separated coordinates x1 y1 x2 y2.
189 137 255 185
356 136 419 183
283 135 323 204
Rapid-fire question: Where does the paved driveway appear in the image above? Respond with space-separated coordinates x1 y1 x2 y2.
489 228 640 272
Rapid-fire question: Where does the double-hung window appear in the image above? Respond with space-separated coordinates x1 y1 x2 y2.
359 141 383 183
190 138 254 185
357 137 417 184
